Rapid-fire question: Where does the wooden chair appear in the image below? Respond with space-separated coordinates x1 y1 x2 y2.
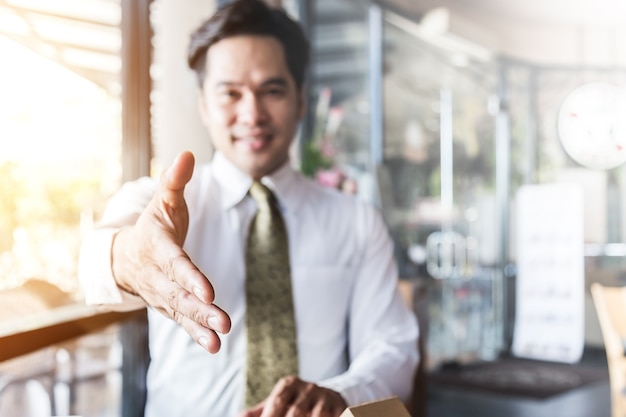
590 283 626 417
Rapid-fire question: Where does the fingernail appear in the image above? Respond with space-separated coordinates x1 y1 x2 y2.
208 315 221 330
193 286 205 302
198 336 209 349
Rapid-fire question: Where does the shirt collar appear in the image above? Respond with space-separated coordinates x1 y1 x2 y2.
212 152 301 213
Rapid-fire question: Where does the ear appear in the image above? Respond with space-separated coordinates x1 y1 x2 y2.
297 85 307 120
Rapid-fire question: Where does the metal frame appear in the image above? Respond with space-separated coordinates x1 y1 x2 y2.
121 0 153 182
120 1 152 415
368 2 384 167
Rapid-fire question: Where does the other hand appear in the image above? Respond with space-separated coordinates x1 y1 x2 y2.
112 151 231 353
239 376 348 417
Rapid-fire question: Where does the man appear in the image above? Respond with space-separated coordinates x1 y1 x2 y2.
79 1 419 416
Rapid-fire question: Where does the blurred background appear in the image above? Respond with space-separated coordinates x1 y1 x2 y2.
1 0 626 416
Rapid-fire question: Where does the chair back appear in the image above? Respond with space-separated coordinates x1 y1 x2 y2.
591 283 626 417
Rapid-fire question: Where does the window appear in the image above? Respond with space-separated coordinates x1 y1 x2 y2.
0 0 122 295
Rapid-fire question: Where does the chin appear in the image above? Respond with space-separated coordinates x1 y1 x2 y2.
232 157 269 178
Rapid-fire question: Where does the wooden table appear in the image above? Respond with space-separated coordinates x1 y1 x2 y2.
0 303 144 362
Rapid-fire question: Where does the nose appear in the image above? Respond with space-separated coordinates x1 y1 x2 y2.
237 92 268 126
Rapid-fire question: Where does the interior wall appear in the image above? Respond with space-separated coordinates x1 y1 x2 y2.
151 0 216 174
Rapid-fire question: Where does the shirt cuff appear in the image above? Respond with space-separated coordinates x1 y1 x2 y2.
78 228 145 310
317 373 371 407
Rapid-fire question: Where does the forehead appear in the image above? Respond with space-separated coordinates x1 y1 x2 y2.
204 35 294 86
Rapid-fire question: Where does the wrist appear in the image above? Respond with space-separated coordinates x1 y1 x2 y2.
111 227 138 296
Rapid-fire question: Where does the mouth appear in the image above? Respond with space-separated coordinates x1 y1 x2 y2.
232 128 273 152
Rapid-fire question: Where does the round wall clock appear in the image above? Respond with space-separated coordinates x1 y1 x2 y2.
557 81 626 170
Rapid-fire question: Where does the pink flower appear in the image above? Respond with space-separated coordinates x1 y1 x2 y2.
315 169 345 189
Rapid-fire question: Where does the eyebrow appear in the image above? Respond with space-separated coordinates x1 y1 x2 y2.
214 77 289 89
261 77 288 88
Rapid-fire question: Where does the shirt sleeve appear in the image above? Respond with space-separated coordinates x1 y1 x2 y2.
78 176 158 310
317 203 420 406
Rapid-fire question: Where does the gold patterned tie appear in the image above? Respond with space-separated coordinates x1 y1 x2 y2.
245 181 299 407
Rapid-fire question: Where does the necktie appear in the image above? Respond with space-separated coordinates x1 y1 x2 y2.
245 181 299 407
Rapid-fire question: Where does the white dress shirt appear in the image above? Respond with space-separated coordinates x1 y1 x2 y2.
79 152 419 417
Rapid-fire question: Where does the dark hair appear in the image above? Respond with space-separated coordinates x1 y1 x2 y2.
187 0 310 90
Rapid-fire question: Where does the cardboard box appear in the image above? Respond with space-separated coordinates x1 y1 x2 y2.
340 396 411 417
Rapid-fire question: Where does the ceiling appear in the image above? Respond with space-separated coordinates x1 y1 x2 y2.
390 0 626 26
2 0 626 101
383 0 626 67
0 0 121 94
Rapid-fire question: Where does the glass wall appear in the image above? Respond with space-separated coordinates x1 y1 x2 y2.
302 0 511 368
305 0 626 367
380 11 503 368
301 0 375 200
506 62 626 347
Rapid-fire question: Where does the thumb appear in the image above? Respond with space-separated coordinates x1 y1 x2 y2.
161 151 195 210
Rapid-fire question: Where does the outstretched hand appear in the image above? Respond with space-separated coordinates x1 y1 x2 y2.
112 151 231 353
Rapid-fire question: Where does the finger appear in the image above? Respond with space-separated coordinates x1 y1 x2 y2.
159 279 231 335
313 391 347 417
261 377 299 417
145 227 215 302
143 268 230 353
155 244 216 305
310 401 334 417
177 314 223 353
141 221 231 335
161 151 195 209
286 382 316 417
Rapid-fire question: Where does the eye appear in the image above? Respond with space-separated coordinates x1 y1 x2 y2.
263 87 286 97
217 88 240 101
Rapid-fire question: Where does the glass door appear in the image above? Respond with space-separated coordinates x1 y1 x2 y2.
379 11 504 369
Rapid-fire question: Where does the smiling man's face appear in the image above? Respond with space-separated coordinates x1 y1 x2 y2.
198 35 305 179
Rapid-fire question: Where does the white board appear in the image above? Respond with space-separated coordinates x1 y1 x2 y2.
512 183 585 363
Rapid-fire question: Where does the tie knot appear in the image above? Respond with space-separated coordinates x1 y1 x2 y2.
249 181 275 208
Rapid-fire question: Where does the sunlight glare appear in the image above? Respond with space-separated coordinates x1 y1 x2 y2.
0 35 120 168
0 33 121 291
